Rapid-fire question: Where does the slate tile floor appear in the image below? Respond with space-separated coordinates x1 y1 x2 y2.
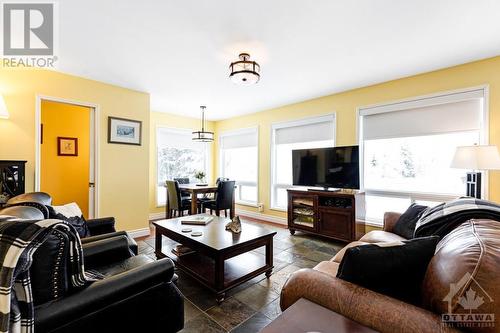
137 219 345 333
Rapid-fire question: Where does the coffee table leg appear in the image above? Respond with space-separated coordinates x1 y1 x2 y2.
216 292 225 304
215 257 225 303
265 238 273 277
155 232 163 259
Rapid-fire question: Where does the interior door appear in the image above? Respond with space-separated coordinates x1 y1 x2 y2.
88 108 96 218
39 99 96 219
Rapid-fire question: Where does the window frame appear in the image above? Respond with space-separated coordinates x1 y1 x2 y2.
155 126 211 207
357 85 489 225
270 114 336 211
218 126 259 206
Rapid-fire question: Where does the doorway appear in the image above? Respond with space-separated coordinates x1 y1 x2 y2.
35 97 98 219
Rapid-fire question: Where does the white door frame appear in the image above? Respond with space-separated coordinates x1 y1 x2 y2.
35 95 100 218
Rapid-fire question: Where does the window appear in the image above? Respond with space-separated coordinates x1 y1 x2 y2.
156 127 210 206
360 89 486 224
219 127 258 205
271 115 336 210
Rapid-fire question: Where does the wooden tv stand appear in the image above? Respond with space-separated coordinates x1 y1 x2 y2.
287 189 366 242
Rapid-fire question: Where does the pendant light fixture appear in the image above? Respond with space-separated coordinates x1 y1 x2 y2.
192 106 214 142
229 53 260 85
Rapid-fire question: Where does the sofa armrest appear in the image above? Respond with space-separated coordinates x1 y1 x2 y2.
383 212 401 232
81 231 138 255
86 216 116 235
83 236 133 268
280 268 458 333
35 258 175 331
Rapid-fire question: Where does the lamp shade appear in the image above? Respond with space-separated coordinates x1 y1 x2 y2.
450 145 500 170
0 95 9 119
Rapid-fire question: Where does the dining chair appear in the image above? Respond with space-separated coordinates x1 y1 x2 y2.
173 177 190 184
198 177 230 209
166 180 192 217
201 180 235 217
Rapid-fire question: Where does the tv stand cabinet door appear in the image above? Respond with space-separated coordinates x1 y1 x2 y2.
318 208 353 241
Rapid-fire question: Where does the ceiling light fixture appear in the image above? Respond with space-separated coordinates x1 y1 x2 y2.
229 53 260 85
192 106 214 142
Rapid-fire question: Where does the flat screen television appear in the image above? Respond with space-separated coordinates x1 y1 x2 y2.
292 146 360 190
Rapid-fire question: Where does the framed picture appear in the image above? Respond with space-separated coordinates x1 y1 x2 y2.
108 116 142 145
57 137 78 156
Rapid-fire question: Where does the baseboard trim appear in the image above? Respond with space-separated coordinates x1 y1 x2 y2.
236 209 287 225
148 209 287 226
128 227 150 239
149 212 165 221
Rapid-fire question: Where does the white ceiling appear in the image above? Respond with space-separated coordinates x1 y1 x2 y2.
58 0 500 120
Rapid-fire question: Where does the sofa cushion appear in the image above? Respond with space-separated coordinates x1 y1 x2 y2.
331 241 369 263
314 261 340 277
359 230 407 243
392 204 428 239
47 203 90 238
337 236 439 304
421 219 499 333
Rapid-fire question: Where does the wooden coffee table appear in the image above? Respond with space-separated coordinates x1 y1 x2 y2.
153 214 276 303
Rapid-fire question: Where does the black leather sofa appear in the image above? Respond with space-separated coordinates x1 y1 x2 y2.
5 192 138 254
28 227 184 332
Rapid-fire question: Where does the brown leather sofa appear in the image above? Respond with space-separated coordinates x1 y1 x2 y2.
280 212 499 333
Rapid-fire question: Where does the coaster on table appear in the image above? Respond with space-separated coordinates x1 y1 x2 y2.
191 231 203 237
181 228 192 233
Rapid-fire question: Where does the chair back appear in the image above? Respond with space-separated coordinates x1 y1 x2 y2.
215 177 229 185
215 180 235 210
165 180 182 210
0 206 45 220
173 177 190 184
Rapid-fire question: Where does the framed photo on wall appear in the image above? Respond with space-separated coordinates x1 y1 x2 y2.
108 116 142 145
57 137 78 156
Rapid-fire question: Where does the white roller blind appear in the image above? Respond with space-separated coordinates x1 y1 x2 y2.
220 129 258 149
362 98 483 140
157 128 201 150
275 117 335 145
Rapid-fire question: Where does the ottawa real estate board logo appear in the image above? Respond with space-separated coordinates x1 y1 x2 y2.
1 2 58 68
442 272 495 329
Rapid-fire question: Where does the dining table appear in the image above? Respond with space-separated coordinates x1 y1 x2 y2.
171 183 235 218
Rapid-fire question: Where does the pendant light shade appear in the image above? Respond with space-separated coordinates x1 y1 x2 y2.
192 106 214 142
229 53 260 85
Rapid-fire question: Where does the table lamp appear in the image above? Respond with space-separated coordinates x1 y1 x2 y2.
450 145 500 198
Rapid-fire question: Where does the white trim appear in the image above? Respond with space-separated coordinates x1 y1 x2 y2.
269 113 337 210
149 212 166 221
35 95 100 218
270 113 336 130
127 227 150 239
357 85 490 199
218 126 259 139
218 126 259 205
235 208 287 225
155 125 212 206
363 220 384 228
358 86 486 116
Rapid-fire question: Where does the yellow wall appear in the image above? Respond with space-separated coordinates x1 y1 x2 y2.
41 101 91 217
0 68 150 232
214 56 500 219
149 111 215 215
